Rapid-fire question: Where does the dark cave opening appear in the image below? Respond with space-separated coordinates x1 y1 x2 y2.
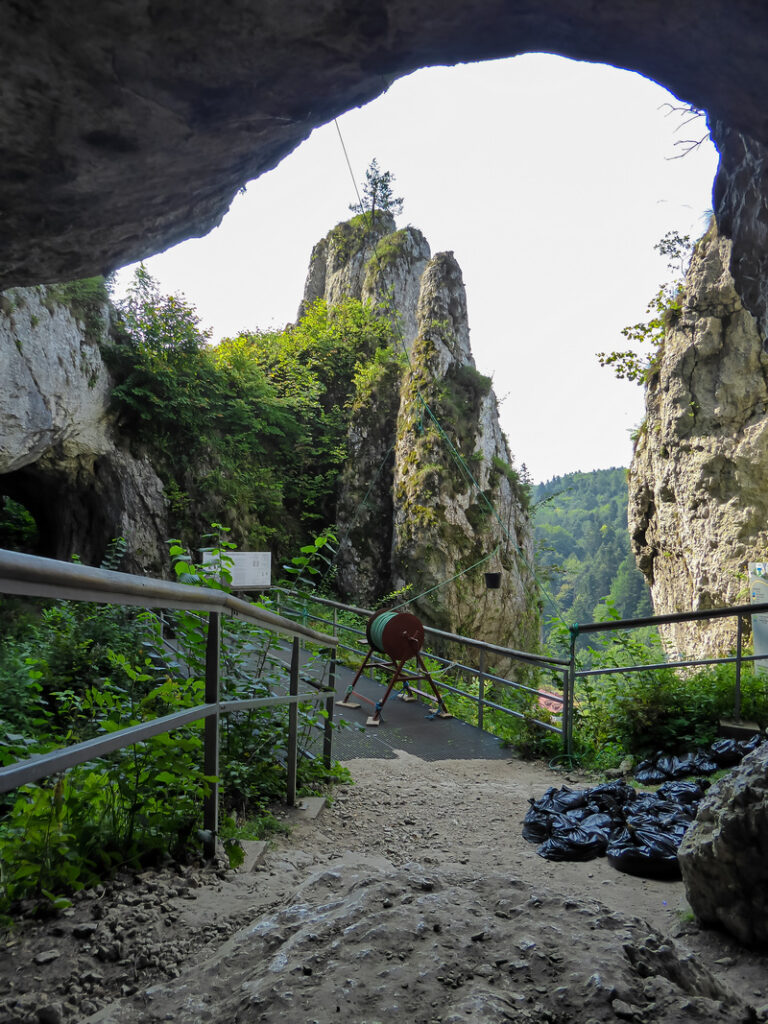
0 462 113 566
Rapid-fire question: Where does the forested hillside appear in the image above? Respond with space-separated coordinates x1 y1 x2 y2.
534 468 652 631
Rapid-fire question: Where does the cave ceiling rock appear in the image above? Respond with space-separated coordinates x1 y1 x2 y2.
3 2 768 324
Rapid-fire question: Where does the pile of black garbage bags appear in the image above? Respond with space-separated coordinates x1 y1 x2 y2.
522 733 764 879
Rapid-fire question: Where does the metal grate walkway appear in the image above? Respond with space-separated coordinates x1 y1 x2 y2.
297 650 512 763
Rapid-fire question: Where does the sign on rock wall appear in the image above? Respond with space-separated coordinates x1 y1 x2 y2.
748 562 768 677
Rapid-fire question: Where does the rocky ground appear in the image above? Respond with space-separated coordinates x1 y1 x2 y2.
2 752 767 1023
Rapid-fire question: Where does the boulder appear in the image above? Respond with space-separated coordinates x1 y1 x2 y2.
678 740 768 944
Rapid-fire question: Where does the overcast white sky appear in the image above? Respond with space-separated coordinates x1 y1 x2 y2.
114 54 718 484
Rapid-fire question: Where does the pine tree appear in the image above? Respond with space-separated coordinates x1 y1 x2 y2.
349 158 404 217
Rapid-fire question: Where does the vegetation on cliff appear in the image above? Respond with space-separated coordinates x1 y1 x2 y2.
104 267 399 564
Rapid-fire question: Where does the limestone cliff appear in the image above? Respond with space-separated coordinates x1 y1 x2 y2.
0 285 169 571
309 217 539 651
629 221 768 657
300 211 430 350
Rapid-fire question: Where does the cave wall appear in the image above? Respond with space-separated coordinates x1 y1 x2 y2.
0 286 169 571
3 2 768 334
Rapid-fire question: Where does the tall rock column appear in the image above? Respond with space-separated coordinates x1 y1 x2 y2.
300 211 430 349
301 214 539 651
392 252 538 651
629 222 768 657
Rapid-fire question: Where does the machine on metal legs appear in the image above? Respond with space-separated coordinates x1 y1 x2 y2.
337 610 452 726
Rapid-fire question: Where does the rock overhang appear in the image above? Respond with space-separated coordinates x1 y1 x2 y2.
3 1 768 319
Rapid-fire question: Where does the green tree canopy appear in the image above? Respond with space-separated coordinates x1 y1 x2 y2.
349 158 404 217
104 270 400 561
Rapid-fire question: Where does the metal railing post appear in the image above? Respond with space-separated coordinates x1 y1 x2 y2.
566 626 578 756
565 667 573 749
735 613 743 721
203 612 221 859
286 637 300 806
324 650 336 769
477 651 486 731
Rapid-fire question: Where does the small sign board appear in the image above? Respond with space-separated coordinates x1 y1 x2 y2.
748 562 768 677
200 550 271 590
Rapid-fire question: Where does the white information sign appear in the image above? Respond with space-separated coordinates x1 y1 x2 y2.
200 550 271 590
748 562 768 678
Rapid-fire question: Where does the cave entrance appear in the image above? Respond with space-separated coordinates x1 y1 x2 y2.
0 462 112 564
119 54 718 484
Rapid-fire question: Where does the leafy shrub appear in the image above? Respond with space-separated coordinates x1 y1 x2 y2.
0 529 350 918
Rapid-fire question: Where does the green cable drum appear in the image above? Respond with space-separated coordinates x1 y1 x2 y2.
367 610 424 661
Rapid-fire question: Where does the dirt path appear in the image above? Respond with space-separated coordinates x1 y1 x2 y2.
2 753 767 1023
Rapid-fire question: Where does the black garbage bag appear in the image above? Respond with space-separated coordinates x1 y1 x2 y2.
656 779 709 804
588 780 637 819
606 825 682 880
655 753 691 780
741 732 763 754
522 804 571 845
630 794 696 827
690 748 720 774
710 737 747 767
589 780 637 805
625 811 690 844
580 811 614 833
535 785 591 813
538 822 609 862
634 756 669 785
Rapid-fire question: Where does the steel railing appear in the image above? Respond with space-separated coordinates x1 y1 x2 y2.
0 550 338 856
271 588 571 744
274 588 768 756
568 602 768 749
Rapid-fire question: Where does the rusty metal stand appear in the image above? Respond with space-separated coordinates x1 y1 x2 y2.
337 645 452 726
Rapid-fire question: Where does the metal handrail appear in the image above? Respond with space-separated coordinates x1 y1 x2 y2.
0 549 338 646
0 550 338 855
275 586 768 756
575 600 768 633
272 587 567 667
273 588 569 742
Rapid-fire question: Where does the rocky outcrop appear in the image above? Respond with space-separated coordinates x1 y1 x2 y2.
628 222 768 658
319 218 538 651
0 286 169 571
300 212 430 350
678 740 768 945
392 253 538 648
81 858 753 1024
711 121 768 336
6 1 768 352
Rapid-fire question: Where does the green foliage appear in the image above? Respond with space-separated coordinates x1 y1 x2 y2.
105 269 399 563
328 211 393 264
233 297 398 532
545 607 768 769
0 496 38 551
349 158 404 217
490 456 532 513
283 531 338 590
534 468 652 640
597 231 693 384
0 530 350 918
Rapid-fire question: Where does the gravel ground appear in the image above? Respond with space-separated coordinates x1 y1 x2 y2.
2 752 767 1023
